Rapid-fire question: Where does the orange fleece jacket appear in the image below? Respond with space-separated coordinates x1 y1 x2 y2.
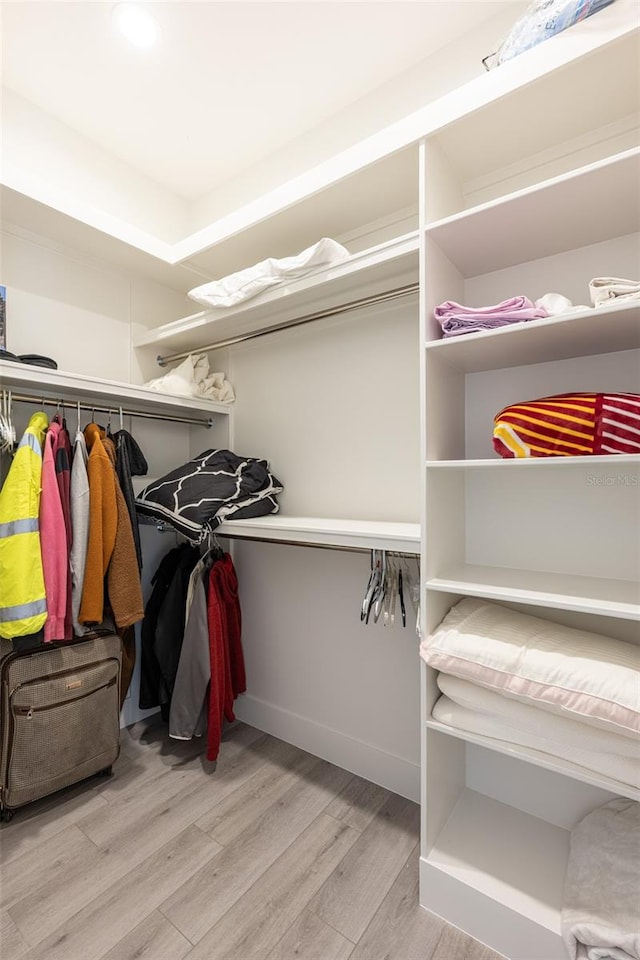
103 437 144 628
79 424 117 624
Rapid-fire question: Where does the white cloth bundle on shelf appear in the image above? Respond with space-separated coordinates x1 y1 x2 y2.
421 598 640 739
433 673 640 790
187 238 350 309
562 798 640 960
145 354 235 403
589 277 640 308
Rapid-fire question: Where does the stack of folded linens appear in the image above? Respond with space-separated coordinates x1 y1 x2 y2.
421 598 640 789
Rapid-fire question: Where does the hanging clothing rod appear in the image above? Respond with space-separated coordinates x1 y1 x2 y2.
140 518 420 555
156 281 419 366
11 394 213 428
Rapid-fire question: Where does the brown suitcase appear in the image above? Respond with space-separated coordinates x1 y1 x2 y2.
0 633 121 821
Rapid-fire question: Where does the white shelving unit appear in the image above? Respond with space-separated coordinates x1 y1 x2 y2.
419 17 640 959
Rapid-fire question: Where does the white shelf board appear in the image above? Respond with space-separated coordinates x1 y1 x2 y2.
0 360 230 420
427 454 640 469
426 149 640 277
135 232 419 355
216 515 420 553
425 787 569 934
425 301 640 373
427 564 640 620
426 719 639 802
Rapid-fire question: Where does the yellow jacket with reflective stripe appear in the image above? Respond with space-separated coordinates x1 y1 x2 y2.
0 412 49 639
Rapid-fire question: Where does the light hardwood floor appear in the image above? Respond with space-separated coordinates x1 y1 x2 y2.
0 718 505 960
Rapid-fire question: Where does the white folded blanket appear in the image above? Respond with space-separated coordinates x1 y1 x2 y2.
145 353 235 403
589 277 640 308
421 598 640 739
188 238 350 308
562 798 640 960
434 674 640 789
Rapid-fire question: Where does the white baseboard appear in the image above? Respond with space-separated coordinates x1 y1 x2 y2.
234 693 419 802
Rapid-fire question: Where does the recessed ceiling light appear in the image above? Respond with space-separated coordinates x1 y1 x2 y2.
113 3 160 48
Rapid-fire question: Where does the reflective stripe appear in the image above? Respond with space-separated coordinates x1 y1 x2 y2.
0 518 39 539
19 432 42 455
0 598 47 622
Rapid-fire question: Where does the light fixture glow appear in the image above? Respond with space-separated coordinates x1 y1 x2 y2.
113 3 159 48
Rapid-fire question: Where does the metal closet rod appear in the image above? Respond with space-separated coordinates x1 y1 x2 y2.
143 519 420 556
11 393 213 428
156 281 419 366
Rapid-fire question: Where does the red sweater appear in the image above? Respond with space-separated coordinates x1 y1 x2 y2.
206 554 246 761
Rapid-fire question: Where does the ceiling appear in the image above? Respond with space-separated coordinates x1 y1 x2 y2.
2 1 510 202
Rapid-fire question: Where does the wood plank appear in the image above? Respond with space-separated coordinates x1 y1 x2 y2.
104 722 265 800
431 924 506 960
1 909 30 960
99 911 192 960
310 793 420 943
265 909 354 960
196 738 319 843
162 757 353 944
23 826 221 960
10 735 270 946
349 845 444 960
0 825 96 911
0 784 107 867
325 776 391 833
79 732 274 848
181 813 359 960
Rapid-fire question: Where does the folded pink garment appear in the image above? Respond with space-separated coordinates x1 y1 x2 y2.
434 296 548 337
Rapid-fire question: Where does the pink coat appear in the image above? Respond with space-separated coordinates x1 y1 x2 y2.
40 423 69 641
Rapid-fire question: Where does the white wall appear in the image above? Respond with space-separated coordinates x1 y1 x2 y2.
218 295 422 798
224 297 420 521
0 226 188 383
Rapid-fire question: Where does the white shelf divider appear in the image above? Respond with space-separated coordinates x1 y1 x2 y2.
426 719 640 803
216 515 420 553
427 564 639 620
0 359 230 420
425 148 639 277
134 232 419 356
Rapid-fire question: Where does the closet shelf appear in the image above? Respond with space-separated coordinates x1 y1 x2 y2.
426 454 640 469
426 564 639 620
134 232 419 357
421 788 569 937
426 719 640 803
216 515 420 553
0 360 230 420
425 148 639 277
425 301 640 373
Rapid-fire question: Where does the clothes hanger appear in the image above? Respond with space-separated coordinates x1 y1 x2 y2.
372 549 387 624
119 406 124 432
76 401 81 435
361 549 380 623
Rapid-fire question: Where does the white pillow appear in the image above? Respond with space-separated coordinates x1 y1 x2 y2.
421 598 640 738
188 238 350 309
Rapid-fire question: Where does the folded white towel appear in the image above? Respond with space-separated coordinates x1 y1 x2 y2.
589 277 640 308
188 238 350 309
145 354 235 403
434 674 640 789
562 799 640 960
